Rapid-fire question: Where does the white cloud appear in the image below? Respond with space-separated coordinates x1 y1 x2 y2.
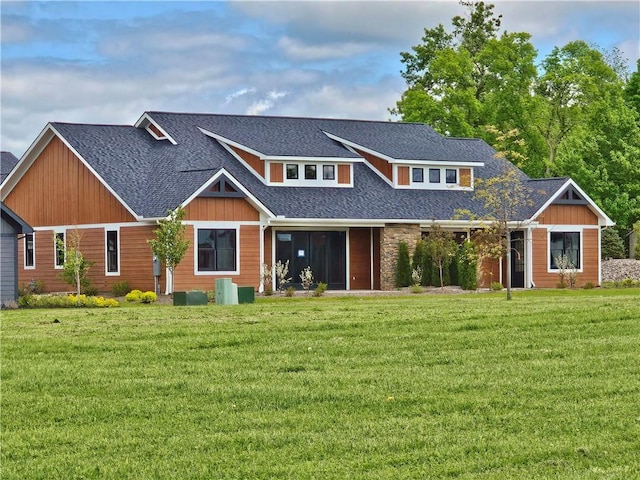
246 90 288 116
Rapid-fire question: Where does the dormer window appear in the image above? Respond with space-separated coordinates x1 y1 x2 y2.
429 169 440 183
286 164 299 180
323 165 335 180
412 168 424 183
305 165 317 180
446 169 457 184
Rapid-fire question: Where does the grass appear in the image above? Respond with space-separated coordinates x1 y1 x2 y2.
2 289 640 479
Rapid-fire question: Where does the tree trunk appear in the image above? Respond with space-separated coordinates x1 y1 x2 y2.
506 230 512 301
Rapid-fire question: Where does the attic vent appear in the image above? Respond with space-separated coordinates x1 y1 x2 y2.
147 123 167 140
198 175 247 198
554 186 587 205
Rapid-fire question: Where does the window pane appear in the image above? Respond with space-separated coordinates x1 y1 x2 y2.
549 232 580 269
286 164 298 179
55 232 65 266
323 165 335 180
106 230 118 273
412 168 424 183
305 164 317 180
446 169 457 184
25 234 34 267
198 229 236 272
429 168 440 183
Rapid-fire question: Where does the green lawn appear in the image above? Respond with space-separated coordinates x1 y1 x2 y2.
2 289 639 479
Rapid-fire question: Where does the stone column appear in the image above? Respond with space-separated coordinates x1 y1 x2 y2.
379 223 422 290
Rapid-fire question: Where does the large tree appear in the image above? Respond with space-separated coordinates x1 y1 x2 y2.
393 1 537 162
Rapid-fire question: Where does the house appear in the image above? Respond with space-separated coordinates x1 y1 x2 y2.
1 202 33 305
0 112 613 294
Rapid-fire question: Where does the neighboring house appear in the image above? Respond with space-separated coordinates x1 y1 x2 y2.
1 202 33 305
0 112 613 294
1 151 20 183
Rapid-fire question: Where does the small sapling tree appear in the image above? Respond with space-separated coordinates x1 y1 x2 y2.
424 226 457 289
58 228 94 304
147 206 190 295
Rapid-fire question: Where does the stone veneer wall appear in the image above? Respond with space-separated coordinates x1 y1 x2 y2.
380 223 422 290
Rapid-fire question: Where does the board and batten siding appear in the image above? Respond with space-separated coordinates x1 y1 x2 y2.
4 136 135 227
349 227 373 290
184 197 260 222
1 217 19 303
17 225 162 293
534 204 598 226
173 224 262 292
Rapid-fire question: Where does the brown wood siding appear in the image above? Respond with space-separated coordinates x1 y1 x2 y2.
229 145 265 178
397 166 410 186
173 224 261 292
460 168 472 188
185 197 260 221
372 228 381 290
338 164 351 184
532 227 599 287
148 124 165 138
270 163 284 183
478 257 501 288
535 204 598 225
4 137 135 227
349 228 372 289
353 148 392 182
17 225 161 294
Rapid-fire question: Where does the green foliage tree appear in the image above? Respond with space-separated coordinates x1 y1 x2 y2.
394 3 640 232
147 206 190 295
412 239 427 285
423 226 457 288
58 228 94 303
393 1 539 168
395 241 412 288
457 241 478 290
601 228 626 259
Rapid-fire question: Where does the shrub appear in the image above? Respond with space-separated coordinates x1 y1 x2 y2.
2 300 19 310
83 284 99 296
17 294 118 308
285 286 296 297
395 241 412 288
111 281 131 297
140 291 158 303
634 221 640 259
412 240 427 285
275 260 292 292
313 282 328 297
582 281 595 289
490 282 503 291
125 290 143 302
410 284 423 294
29 279 46 294
300 266 314 292
601 228 626 259
457 241 478 291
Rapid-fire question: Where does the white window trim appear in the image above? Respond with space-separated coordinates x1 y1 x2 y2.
24 232 35 270
398 165 474 191
105 228 121 276
54 229 65 269
276 161 350 187
546 226 585 273
193 223 240 276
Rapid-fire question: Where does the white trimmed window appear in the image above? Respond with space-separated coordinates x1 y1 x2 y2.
105 229 120 275
54 231 65 268
24 233 35 269
283 162 342 186
196 227 238 274
549 230 582 271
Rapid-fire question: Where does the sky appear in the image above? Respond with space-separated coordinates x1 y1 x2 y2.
1 0 639 157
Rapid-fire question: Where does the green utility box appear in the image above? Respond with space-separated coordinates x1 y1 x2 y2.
173 290 208 306
237 286 255 304
215 278 238 305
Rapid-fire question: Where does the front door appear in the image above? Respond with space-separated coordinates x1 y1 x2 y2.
510 231 525 288
275 231 346 289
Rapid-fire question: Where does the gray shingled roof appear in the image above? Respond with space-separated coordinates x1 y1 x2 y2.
48 112 565 221
1 151 20 183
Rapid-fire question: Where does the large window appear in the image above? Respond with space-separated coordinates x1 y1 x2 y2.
197 229 236 272
106 230 119 274
54 232 65 268
24 233 35 268
550 232 581 269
